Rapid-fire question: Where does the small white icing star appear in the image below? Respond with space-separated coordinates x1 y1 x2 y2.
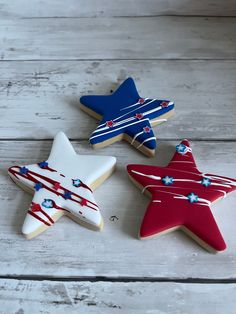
187 192 199 203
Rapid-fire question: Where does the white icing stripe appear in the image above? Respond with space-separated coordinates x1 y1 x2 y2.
216 190 227 197
142 184 160 193
132 170 234 190
150 118 167 124
137 137 156 149
144 188 212 206
131 131 144 145
143 106 162 116
90 118 149 140
93 115 135 134
173 179 230 189
143 105 162 116
118 98 157 116
174 195 211 206
93 101 173 138
120 98 149 111
94 103 160 133
96 111 167 134
174 179 200 183
131 170 162 181
203 174 236 187
96 99 158 129
117 103 171 125
210 182 231 188
143 101 173 116
18 171 99 210
170 161 195 163
142 184 229 199
96 97 175 131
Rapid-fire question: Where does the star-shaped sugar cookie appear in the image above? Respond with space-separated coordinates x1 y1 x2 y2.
8 132 116 239
127 140 236 252
80 77 174 156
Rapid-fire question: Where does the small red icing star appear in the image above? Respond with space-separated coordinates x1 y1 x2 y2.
31 203 41 213
135 113 143 120
138 98 145 104
161 102 169 108
80 199 87 206
127 139 236 252
143 126 151 133
106 120 114 128
53 182 61 190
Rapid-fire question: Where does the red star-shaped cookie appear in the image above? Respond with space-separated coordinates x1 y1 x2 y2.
127 140 236 252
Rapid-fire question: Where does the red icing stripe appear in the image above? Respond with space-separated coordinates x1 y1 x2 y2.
43 165 57 172
40 208 55 224
9 166 98 211
28 210 51 226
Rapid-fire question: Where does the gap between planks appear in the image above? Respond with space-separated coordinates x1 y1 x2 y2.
0 139 236 142
1 58 236 62
19 15 236 19
1 275 236 284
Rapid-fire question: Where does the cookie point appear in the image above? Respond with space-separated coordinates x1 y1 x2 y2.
22 225 32 239
126 164 136 174
126 76 134 83
147 149 156 157
214 241 227 253
181 139 191 147
8 165 15 173
54 131 68 144
99 218 104 230
80 95 86 103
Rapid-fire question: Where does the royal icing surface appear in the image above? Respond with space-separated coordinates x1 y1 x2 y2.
8 132 116 238
80 77 174 154
127 139 236 251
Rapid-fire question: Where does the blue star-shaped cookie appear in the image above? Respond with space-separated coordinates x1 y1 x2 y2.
80 77 174 156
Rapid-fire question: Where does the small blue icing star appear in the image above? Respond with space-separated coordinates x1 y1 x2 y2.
42 199 54 208
19 166 29 175
187 192 199 203
34 182 43 191
38 161 48 168
201 177 211 187
162 176 174 186
72 179 81 187
64 191 72 200
176 143 188 155
80 77 174 155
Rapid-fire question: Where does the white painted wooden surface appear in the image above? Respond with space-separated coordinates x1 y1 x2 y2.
0 17 236 60
1 0 236 311
1 0 236 17
1 140 236 278
0 60 235 140
1 279 236 314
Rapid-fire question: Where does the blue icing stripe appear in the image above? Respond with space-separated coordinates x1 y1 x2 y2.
80 77 174 151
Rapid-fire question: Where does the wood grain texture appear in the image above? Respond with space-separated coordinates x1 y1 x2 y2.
1 279 236 314
0 17 236 61
1 140 236 278
1 0 236 17
0 60 235 140
0 0 236 309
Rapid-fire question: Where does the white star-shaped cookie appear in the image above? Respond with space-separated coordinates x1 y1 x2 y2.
8 132 116 239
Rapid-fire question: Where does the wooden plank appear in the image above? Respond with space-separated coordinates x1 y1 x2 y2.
0 17 236 60
1 279 236 314
0 60 235 140
0 140 236 278
1 0 236 17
